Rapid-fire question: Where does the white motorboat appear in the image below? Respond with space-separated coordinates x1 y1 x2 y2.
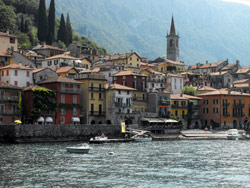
227 129 239 140
133 135 152 142
66 143 91 154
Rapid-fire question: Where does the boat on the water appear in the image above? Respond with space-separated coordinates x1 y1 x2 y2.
227 129 239 140
133 134 152 142
66 143 91 154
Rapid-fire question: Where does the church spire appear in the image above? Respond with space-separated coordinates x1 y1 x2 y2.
170 15 176 35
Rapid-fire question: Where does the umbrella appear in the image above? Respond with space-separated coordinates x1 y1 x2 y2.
14 120 22 124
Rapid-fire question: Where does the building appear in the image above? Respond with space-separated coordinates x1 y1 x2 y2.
170 94 188 120
74 72 107 124
38 76 82 124
0 81 22 124
69 44 99 61
0 31 19 52
105 83 136 125
56 66 78 79
32 67 58 84
210 71 233 89
0 64 33 87
0 50 13 67
153 57 185 73
235 67 250 80
166 73 184 94
199 89 250 129
32 44 65 58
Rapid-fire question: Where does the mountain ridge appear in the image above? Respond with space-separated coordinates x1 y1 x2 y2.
52 0 250 65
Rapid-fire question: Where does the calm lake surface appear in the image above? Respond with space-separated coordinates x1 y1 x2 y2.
1 140 250 188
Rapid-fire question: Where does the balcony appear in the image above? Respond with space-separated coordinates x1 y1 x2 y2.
115 102 133 107
233 103 245 108
0 96 19 102
158 100 170 105
89 87 105 92
171 104 187 108
89 111 106 116
60 88 80 94
222 103 230 107
223 112 230 116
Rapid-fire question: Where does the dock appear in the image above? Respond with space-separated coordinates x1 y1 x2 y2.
89 138 134 144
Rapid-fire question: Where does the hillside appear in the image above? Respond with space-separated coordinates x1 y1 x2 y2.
52 0 250 65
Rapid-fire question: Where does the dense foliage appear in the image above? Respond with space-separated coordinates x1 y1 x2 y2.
182 86 196 96
47 0 55 44
37 0 48 42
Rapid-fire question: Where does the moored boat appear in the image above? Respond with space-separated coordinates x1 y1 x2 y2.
66 143 91 153
227 129 239 140
133 135 152 142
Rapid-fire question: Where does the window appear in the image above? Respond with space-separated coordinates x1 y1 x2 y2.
143 94 145 101
60 108 65 115
203 108 209 114
130 57 132 60
26 71 30 77
60 116 65 124
127 90 130 95
118 90 121 94
6 70 9 76
99 93 102 99
14 81 18 86
213 108 218 113
137 58 139 61
15 70 18 76
122 81 126 86
109 73 111 77
47 61 52 66
141 106 145 112
99 83 102 91
133 81 137 89
1 71 3 76
123 76 126 79
72 107 77 115
73 95 77 104
204 100 208 105
61 94 65 103
26 82 30 87
91 104 94 115
213 99 218 104
0 104 4 113
10 37 15 43
91 92 94 99
91 83 94 90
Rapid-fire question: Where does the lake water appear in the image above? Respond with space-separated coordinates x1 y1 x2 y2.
1 140 250 188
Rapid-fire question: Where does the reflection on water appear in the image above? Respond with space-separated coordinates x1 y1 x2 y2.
1 140 250 188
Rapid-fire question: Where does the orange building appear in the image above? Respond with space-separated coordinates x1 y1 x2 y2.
198 89 250 129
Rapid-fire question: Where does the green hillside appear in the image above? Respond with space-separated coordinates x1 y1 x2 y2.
52 0 250 65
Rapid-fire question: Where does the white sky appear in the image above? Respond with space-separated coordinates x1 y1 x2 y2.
223 0 250 6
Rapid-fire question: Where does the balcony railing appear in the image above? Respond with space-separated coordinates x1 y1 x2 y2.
89 87 105 92
0 110 21 115
233 103 245 108
60 88 80 94
0 96 19 102
158 100 171 105
171 104 187 108
89 111 106 116
223 103 230 107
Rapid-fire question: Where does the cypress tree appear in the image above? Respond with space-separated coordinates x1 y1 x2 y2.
57 14 66 44
24 19 29 33
47 0 55 45
37 0 48 42
65 13 72 46
20 14 24 32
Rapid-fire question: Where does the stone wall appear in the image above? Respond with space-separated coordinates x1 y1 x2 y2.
0 124 122 143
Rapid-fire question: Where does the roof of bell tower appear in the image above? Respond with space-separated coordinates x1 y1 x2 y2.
170 15 176 35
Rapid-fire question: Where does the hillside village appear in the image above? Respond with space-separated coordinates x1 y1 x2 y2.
1 14 250 133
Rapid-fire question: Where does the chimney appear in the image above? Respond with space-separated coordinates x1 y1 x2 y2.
131 50 133 53
197 62 200 68
236 60 240 66
6 30 9 35
206 60 208 64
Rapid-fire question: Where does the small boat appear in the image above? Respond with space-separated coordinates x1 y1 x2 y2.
90 136 108 141
66 143 91 154
227 129 239 140
133 134 152 142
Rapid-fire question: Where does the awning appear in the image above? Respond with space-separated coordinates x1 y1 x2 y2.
46 117 53 122
37 117 44 122
72 117 80 122
140 118 164 123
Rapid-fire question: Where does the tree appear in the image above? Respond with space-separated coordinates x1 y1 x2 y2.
57 14 66 44
47 0 55 45
65 13 72 46
182 86 196 96
0 4 17 33
20 14 25 32
37 0 48 42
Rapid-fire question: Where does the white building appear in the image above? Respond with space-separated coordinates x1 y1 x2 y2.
0 64 33 87
41 54 81 69
166 73 184 94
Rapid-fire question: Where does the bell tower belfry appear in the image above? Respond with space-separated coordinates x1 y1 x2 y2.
166 15 179 61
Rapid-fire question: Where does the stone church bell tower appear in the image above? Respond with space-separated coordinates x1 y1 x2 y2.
166 16 179 61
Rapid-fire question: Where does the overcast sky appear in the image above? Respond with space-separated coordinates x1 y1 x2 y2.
223 0 250 6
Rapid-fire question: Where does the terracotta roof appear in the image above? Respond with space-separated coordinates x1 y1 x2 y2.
106 51 141 61
56 66 76 74
24 85 48 91
210 71 228 76
38 76 81 84
44 54 79 61
189 64 197 69
32 68 45 73
210 60 225 67
198 89 250 96
0 31 19 38
167 73 184 78
0 50 11 57
141 68 165 76
171 94 188 100
105 83 136 91
80 67 100 73
141 62 155 67
196 86 217 91
26 51 43 58
166 59 185 66
221 64 236 70
33 44 65 51
236 68 250 74
0 64 33 70
0 81 21 89
182 94 201 100
232 79 249 84
113 70 147 77
233 83 249 88
200 63 211 69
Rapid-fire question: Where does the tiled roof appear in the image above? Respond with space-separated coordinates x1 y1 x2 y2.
196 86 217 91
105 83 136 91
166 59 185 66
38 76 81 84
32 68 45 73
198 89 250 96
113 70 147 77
236 68 250 74
210 71 227 76
56 66 76 74
141 62 155 67
80 67 100 73
221 64 235 70
0 63 33 70
171 94 188 100
44 54 78 60
0 81 21 89
189 64 197 69
200 63 211 69
233 83 249 88
26 51 43 58
167 73 184 78
33 44 65 51
24 85 48 91
105 51 141 61
0 50 11 57
0 31 19 38
232 79 249 84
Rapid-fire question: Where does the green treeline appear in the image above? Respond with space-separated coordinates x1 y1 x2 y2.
0 0 107 55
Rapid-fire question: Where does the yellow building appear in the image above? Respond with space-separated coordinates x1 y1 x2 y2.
80 57 92 69
170 94 188 119
0 31 19 52
56 66 78 78
74 72 107 124
133 91 148 114
157 59 185 73
0 50 13 67
106 51 141 68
